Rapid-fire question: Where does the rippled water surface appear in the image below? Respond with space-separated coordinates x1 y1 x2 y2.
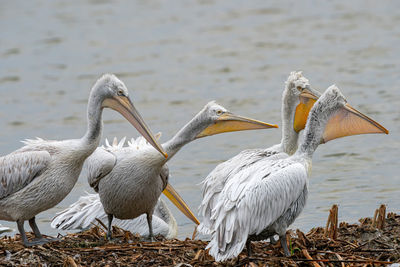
1 1 399 239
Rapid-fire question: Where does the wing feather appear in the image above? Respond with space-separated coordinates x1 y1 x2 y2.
85 147 116 192
0 151 51 200
51 193 106 230
198 147 283 234
113 212 169 237
0 224 13 234
86 134 161 191
127 132 162 150
205 160 308 261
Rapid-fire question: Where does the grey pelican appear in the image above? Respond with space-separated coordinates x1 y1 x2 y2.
199 85 388 261
51 140 180 239
85 101 278 241
0 74 166 246
51 194 179 239
52 195 178 239
51 186 179 238
199 71 319 234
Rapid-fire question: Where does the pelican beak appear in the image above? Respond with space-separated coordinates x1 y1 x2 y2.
293 89 318 132
162 183 200 225
322 103 389 143
102 96 168 158
196 113 278 138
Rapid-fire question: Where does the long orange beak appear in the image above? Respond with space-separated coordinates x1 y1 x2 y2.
162 183 200 225
102 96 168 158
196 113 278 138
322 103 389 143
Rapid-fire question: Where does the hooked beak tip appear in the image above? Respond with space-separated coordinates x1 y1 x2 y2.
383 127 389 134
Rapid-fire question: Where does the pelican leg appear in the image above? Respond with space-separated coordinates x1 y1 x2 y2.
17 220 30 246
279 234 291 257
17 219 49 247
107 214 113 240
29 217 60 243
246 239 252 257
28 217 43 239
146 213 155 242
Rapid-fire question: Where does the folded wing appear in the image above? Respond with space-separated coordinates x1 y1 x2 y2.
0 150 50 200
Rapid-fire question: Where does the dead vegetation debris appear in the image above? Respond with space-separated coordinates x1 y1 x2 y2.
0 205 399 266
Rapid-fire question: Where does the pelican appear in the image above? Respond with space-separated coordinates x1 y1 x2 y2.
51 141 179 239
0 224 13 234
52 200 180 241
199 85 388 261
85 101 278 241
51 176 179 239
199 71 320 234
0 74 166 246
52 196 178 239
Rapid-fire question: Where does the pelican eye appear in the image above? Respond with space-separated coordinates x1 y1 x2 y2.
296 86 303 91
117 89 124 96
216 110 223 115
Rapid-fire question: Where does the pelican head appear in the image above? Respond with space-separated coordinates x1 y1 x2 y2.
91 74 167 158
319 85 388 143
289 72 388 141
196 101 278 138
282 71 321 134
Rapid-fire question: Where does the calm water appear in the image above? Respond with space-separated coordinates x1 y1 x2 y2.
0 1 399 239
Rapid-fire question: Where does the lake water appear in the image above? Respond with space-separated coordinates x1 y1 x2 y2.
0 0 399 239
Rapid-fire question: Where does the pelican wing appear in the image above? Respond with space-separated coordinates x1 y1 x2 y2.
15 138 60 154
205 159 307 261
51 193 105 230
51 193 172 238
112 209 170 238
86 134 162 191
85 147 116 192
0 150 51 200
0 224 13 234
127 132 162 150
199 147 282 233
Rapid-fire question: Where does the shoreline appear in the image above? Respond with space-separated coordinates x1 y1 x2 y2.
0 204 399 266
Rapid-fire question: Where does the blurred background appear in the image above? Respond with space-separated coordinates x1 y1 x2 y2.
0 0 399 239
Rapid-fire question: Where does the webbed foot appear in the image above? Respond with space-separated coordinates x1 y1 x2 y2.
106 231 113 241
143 235 157 242
23 238 50 247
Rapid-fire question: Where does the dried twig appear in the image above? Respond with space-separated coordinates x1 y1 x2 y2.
291 258 393 264
94 218 108 231
372 204 386 230
324 204 338 240
192 226 198 240
302 249 321 267
0 207 398 266
63 256 78 267
335 253 345 267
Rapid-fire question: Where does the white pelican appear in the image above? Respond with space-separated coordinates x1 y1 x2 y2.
85 101 278 241
52 196 178 239
51 141 179 239
199 71 319 234
199 85 388 261
50 72 310 239
0 74 166 246
52 198 179 241
0 224 13 234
